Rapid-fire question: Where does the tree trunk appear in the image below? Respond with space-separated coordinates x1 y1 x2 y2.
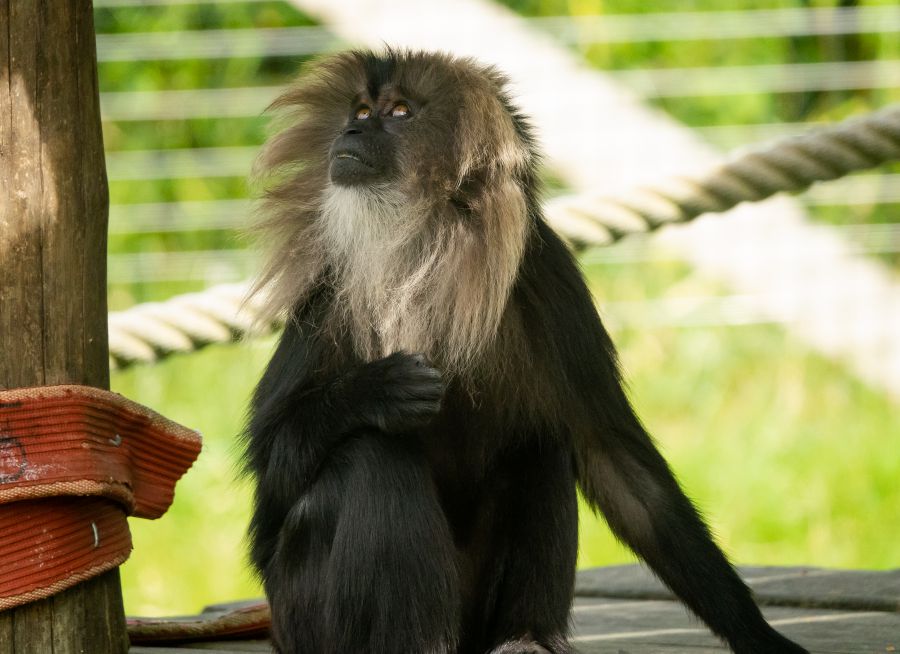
0 1 128 651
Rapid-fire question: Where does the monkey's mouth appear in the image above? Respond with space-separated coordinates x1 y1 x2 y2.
330 149 381 186
333 151 373 169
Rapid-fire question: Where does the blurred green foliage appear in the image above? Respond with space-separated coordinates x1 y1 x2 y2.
500 0 900 267
114 261 900 615
97 0 900 616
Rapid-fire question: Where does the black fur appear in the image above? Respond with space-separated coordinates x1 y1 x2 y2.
244 50 808 654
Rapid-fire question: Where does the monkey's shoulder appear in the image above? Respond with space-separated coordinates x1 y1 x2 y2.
513 219 612 346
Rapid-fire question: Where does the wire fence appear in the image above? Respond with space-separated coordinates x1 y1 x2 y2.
98 1 900 334
97 61 900 123
93 6 900 60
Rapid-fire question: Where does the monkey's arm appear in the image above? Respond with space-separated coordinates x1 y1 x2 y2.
245 295 443 571
524 220 807 654
248 336 442 502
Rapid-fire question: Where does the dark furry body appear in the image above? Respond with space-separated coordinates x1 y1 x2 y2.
245 49 807 654
246 225 806 654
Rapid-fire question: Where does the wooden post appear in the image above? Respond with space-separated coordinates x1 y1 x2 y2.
0 1 128 652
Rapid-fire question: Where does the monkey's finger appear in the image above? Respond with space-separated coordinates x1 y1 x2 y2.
379 382 441 405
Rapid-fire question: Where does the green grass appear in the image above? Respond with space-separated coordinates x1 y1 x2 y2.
114 339 269 616
577 261 900 571
113 257 899 616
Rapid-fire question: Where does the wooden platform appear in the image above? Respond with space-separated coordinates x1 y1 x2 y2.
130 564 900 653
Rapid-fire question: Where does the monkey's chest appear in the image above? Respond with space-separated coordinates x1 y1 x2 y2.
419 414 488 487
417 389 520 501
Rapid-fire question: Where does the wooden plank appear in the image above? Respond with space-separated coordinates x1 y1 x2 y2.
132 644 273 653
572 597 900 653
576 564 900 611
179 643 273 651
129 601 900 654
10 601 54 653
126 567 900 652
0 0 127 651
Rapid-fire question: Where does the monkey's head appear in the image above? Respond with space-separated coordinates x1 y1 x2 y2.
258 49 535 204
252 49 541 372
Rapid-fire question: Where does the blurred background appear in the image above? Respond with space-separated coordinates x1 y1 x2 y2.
95 0 900 617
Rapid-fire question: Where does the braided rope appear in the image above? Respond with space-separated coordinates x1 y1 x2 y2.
108 283 263 368
544 105 900 248
108 105 900 368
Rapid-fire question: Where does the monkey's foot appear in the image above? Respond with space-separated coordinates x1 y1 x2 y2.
488 635 572 654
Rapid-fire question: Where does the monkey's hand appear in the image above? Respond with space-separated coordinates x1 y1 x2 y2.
340 352 445 433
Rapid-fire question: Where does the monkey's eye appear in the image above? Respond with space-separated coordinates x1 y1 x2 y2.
389 102 411 118
354 106 372 120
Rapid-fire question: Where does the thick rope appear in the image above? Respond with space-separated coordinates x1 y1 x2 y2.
109 283 262 368
544 105 900 248
108 105 900 368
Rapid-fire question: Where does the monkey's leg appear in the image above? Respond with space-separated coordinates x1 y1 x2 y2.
581 417 808 654
267 433 460 654
468 442 578 654
247 349 445 576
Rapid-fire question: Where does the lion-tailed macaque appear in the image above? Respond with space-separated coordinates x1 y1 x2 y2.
244 48 808 654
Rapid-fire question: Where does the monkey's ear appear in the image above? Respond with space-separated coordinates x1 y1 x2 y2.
449 169 488 219
454 73 534 187
452 86 534 228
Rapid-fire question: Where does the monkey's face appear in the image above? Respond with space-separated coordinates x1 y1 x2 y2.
256 50 533 212
310 50 530 205
328 92 415 187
